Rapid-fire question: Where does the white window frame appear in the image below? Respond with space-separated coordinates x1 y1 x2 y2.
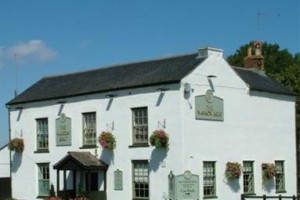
203 161 216 197
275 160 285 192
243 161 255 194
132 107 148 144
36 118 49 150
37 163 50 197
82 112 97 146
132 160 149 199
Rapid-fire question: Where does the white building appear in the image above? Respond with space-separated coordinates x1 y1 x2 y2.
7 47 296 200
0 144 10 178
0 144 11 199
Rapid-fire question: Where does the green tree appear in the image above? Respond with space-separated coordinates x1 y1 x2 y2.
227 41 300 192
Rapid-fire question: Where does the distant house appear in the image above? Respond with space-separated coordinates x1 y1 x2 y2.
0 144 11 199
6 46 296 200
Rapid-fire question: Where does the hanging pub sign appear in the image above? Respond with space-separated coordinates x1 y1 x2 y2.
195 90 224 121
56 113 72 146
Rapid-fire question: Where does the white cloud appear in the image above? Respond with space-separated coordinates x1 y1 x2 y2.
0 40 57 66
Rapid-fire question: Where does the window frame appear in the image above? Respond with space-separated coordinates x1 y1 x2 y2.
37 163 50 197
36 118 49 152
243 161 255 194
132 160 149 200
131 107 148 146
275 160 286 193
203 161 216 198
82 112 97 147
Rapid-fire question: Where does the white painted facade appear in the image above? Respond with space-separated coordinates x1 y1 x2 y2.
8 48 296 199
0 144 10 178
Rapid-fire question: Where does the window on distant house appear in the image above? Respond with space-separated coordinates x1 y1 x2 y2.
38 163 50 197
243 161 255 194
132 160 149 199
275 161 285 192
132 107 148 145
36 118 48 151
82 112 97 146
203 161 216 197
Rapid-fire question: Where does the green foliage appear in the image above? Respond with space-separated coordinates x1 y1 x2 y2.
225 162 242 181
150 129 169 149
98 131 116 150
8 138 24 153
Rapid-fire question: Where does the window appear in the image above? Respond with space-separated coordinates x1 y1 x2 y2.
132 160 149 199
132 107 148 144
243 161 254 194
82 112 96 146
275 161 285 192
203 161 216 197
36 118 48 150
38 163 50 196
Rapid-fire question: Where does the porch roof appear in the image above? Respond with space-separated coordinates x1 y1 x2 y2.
53 151 108 171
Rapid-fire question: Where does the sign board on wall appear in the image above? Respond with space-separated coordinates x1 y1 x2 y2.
56 113 72 146
195 90 224 121
114 169 123 190
169 170 199 200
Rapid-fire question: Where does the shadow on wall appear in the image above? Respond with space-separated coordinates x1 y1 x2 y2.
149 148 168 172
263 179 275 193
11 153 22 172
225 179 240 193
100 149 114 165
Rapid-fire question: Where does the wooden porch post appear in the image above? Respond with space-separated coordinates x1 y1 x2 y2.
56 170 60 197
64 170 67 199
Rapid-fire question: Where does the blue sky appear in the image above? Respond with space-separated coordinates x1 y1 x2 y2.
0 0 299 147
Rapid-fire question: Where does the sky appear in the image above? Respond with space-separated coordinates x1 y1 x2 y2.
0 0 299 147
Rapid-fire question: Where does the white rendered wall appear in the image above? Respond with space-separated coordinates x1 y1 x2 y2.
0 145 10 178
9 52 296 199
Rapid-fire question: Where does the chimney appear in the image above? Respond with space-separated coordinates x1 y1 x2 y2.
197 47 223 59
244 41 264 71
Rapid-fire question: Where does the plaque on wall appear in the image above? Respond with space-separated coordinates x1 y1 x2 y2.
114 169 123 190
56 113 72 146
174 170 199 199
195 90 224 121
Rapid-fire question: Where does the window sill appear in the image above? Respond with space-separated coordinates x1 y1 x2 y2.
129 143 150 148
37 195 49 198
34 149 49 153
243 192 256 196
80 145 98 149
203 195 218 199
132 198 149 200
276 190 287 193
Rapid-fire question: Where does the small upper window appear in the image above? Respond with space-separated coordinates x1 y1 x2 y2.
82 112 97 146
132 107 148 144
36 118 48 150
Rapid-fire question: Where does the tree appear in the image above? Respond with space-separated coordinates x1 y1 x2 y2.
227 41 300 192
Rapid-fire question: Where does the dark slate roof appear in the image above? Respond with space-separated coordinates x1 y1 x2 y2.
7 53 204 105
234 67 295 96
53 151 108 170
7 53 294 105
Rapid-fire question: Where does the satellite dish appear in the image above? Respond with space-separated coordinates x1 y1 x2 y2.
184 83 191 93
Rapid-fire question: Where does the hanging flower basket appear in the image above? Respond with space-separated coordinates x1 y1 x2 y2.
262 163 276 184
150 129 169 149
8 138 24 153
225 162 242 181
98 131 116 150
